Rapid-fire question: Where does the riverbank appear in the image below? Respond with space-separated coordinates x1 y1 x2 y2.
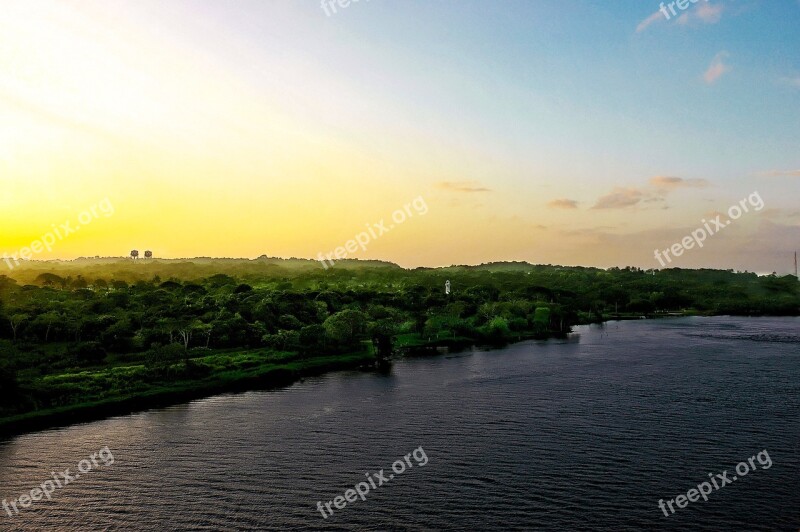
3 328 563 439
1 328 558 439
0 311 791 439
0 351 375 439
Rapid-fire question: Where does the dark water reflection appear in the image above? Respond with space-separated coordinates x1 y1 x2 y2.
1 317 798 531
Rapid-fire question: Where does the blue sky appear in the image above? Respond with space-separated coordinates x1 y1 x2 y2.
1 0 798 271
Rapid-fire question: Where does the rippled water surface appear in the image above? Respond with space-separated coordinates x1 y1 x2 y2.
1 317 799 531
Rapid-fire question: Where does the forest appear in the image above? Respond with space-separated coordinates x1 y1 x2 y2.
1 257 797 432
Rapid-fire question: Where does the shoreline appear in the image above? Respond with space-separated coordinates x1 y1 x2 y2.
2 313 796 441
1 329 555 440
0 352 374 441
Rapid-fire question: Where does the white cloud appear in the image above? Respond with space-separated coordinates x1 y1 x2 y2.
704 52 731 85
636 10 664 33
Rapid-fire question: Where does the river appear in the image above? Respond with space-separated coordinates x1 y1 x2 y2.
1 317 798 530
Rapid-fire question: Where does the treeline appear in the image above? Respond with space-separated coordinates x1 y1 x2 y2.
0 260 797 420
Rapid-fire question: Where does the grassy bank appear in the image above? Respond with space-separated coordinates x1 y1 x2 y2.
0 350 375 439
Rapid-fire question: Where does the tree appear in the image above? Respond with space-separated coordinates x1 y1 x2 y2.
34 311 61 342
423 314 456 340
177 319 205 352
533 307 551 331
234 283 253 294
323 309 367 347
278 314 303 330
9 314 28 341
70 276 88 289
194 322 213 348
35 273 66 288
483 316 511 340
0 275 17 292
299 324 327 355
64 299 90 341
262 330 300 351
99 317 136 352
368 319 397 359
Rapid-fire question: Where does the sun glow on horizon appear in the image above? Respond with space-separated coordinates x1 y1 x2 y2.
1 0 798 272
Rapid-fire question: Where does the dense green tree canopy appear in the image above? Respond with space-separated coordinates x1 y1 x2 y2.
0 259 796 423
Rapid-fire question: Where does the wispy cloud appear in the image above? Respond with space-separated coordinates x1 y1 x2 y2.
547 198 579 209
435 180 492 193
640 1 723 32
591 176 710 210
591 188 644 209
679 2 724 25
636 10 664 33
780 76 800 88
650 176 710 190
759 169 800 177
759 208 800 221
704 52 731 84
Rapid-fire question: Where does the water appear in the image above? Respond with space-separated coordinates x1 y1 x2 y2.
1 317 798 531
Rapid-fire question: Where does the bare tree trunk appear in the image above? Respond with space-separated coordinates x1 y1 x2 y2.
179 330 191 351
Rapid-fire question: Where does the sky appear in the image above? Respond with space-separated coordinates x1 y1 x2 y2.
0 0 798 273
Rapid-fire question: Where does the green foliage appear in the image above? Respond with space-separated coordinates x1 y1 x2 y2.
65 342 108 365
0 259 797 423
323 309 367 346
483 316 511 340
181 359 212 379
533 307 551 325
262 330 300 351
299 324 327 356
278 314 303 330
144 343 186 370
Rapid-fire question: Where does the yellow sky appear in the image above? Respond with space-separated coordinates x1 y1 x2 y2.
1 1 797 272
